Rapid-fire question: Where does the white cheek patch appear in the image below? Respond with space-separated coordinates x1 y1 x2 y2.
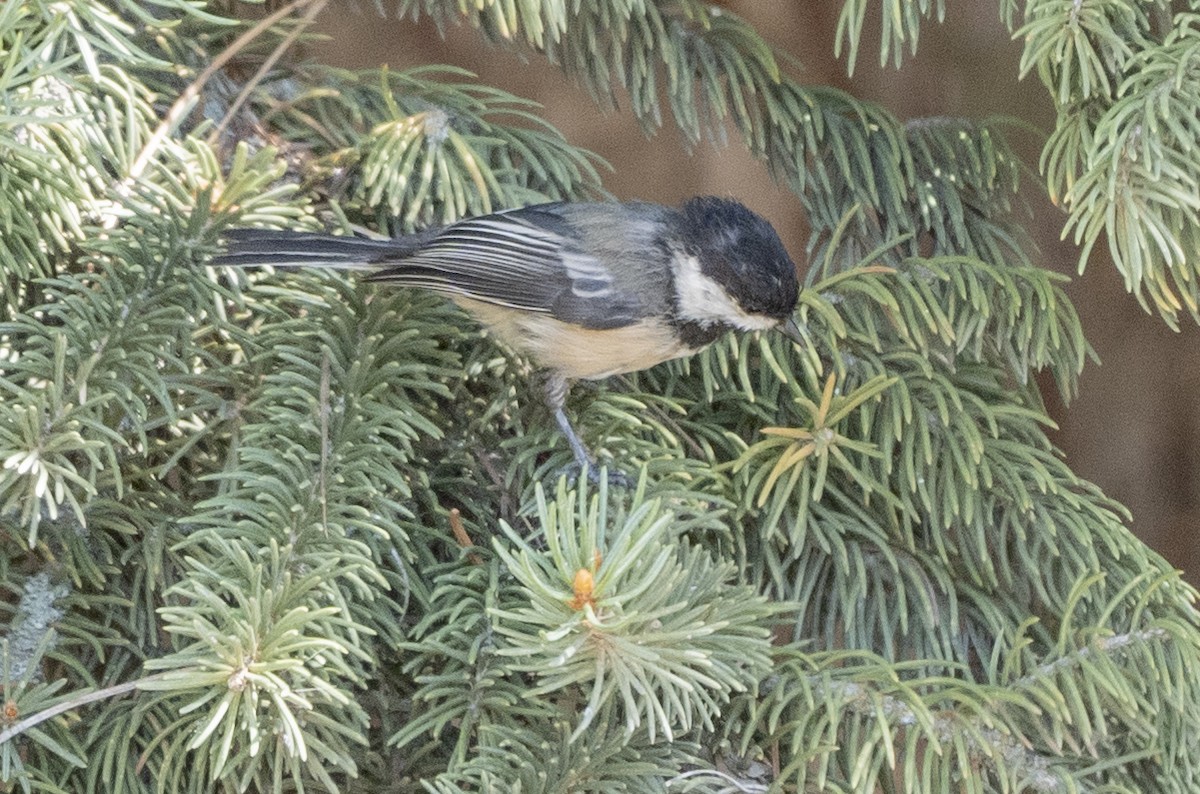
674 255 779 332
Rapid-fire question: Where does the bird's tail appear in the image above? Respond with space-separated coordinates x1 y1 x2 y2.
212 229 424 270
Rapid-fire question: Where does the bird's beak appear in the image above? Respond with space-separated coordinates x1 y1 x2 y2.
778 316 804 345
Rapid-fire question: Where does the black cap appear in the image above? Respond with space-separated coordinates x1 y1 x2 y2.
678 196 799 320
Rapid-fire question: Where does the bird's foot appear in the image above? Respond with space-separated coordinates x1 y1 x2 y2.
543 377 635 488
558 461 635 490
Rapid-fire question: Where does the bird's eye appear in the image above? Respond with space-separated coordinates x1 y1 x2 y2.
739 299 766 315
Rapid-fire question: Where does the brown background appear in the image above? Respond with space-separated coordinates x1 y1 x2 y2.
311 2 1200 580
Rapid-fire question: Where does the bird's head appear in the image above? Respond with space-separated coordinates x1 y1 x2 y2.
674 196 802 343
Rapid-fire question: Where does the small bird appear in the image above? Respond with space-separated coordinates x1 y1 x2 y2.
215 196 802 477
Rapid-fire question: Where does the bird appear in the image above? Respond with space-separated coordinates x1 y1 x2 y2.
214 196 803 480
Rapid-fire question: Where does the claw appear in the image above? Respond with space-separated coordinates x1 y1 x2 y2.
559 461 635 490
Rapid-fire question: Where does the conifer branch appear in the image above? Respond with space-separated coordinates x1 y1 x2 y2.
814 680 1068 793
207 0 329 145
126 0 323 183
0 674 168 746
1014 626 1171 686
3 1 1200 791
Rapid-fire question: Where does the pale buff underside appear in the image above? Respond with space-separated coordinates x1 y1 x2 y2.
454 297 695 380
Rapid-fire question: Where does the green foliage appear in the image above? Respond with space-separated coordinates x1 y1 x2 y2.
492 480 777 742
423 717 694 793
1007 1 1200 325
836 0 947 73
238 64 606 233
2 1 1200 793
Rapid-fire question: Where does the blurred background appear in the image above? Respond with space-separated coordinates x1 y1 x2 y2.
309 2 1200 581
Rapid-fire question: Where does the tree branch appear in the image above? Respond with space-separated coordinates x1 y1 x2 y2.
0 673 169 746
125 0 325 185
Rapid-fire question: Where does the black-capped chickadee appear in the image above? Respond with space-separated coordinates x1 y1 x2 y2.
215 196 802 476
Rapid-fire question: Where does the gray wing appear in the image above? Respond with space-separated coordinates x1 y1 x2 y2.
365 204 656 330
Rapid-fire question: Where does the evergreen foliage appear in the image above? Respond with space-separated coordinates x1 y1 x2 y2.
2 1 1199 792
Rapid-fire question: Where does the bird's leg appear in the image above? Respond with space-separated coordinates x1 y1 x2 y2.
543 372 630 487
544 372 595 470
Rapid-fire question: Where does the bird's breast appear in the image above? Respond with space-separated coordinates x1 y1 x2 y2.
454 298 699 380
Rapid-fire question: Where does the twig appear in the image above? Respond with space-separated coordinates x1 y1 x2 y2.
818 679 1066 792
1012 627 1169 688
448 508 482 565
208 0 329 145
667 769 767 792
475 446 515 525
317 348 331 533
0 673 168 745
124 0 322 186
